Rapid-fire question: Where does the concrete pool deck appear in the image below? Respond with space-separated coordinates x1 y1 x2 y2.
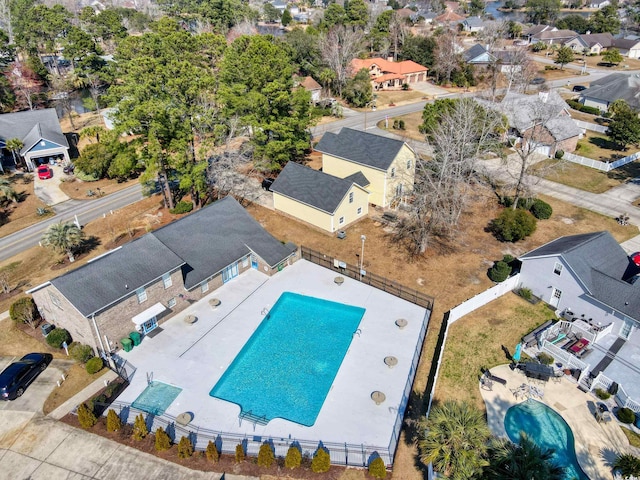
481 364 636 479
117 260 429 460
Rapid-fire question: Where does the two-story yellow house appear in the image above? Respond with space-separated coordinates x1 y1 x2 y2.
271 161 369 233
315 128 416 208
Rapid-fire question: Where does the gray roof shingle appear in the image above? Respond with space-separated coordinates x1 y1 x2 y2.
0 109 69 153
344 171 370 187
51 235 185 317
270 162 362 214
581 73 640 110
521 231 640 321
152 196 294 289
314 128 407 171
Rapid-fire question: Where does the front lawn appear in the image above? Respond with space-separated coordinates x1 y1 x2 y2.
574 131 639 162
533 159 621 193
0 173 53 238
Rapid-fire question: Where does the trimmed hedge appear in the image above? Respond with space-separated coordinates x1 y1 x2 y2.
369 457 387 479
311 448 331 473
489 261 512 282
617 407 635 424
235 444 245 463
70 342 94 363
206 441 220 463
177 436 194 458
85 356 104 374
155 427 172 451
46 328 71 348
77 403 97 429
106 409 122 432
169 201 193 214
530 199 553 220
9 297 37 324
490 208 537 242
257 442 275 467
285 446 302 469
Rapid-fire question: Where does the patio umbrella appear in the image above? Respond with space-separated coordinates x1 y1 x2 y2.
513 343 522 362
631 252 640 267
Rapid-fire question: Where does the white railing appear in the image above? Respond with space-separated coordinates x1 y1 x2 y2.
563 151 640 172
569 322 597 344
541 340 589 372
579 370 640 413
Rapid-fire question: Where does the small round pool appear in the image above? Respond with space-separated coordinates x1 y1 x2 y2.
504 399 589 480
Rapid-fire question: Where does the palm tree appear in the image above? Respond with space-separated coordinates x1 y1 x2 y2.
418 400 491 480
0 178 18 203
613 453 640 479
5 138 24 168
483 432 566 480
42 222 84 262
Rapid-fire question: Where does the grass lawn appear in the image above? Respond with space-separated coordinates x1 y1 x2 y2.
370 89 426 109
533 159 621 193
574 131 638 162
0 173 54 238
621 426 640 449
59 176 137 200
376 111 425 142
43 363 107 415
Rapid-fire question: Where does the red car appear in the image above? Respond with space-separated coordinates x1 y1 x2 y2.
37 165 52 180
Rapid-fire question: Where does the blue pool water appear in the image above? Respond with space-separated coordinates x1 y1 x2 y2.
210 292 365 426
132 381 182 415
504 400 589 480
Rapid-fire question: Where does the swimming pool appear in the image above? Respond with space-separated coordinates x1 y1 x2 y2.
210 292 365 426
504 400 589 480
132 381 182 415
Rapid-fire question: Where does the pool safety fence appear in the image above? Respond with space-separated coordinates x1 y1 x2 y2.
300 246 435 311
95 400 395 467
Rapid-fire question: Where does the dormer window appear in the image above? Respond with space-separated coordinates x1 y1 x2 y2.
553 262 563 276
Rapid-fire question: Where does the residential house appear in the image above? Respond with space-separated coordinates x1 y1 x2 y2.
315 128 416 208
463 44 496 65
28 197 298 356
564 33 614 55
271 0 288 13
434 10 465 27
462 16 485 33
531 29 578 46
271 161 369 233
0 109 70 172
350 57 428 89
298 76 323 103
480 91 581 156
518 231 640 390
411 10 437 23
612 38 640 59
579 73 640 112
523 24 555 42
589 0 610 8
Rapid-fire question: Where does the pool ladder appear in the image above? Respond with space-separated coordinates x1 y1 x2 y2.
261 306 270 315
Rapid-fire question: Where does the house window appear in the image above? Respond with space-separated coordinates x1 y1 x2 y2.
201 281 209 293
349 192 354 203
407 159 411 169
553 262 563 276
339 216 345 224
390 167 395 178
162 273 172 289
49 292 62 309
396 183 404 197
357 207 362 215
242 257 249 268
168 297 176 308
136 287 147 303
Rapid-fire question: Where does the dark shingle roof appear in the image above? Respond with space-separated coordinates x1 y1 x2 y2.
314 128 407 171
49 197 296 313
521 231 640 321
51 235 185 317
271 162 361 214
153 196 294 289
0 109 69 153
344 171 370 187
463 44 491 62
581 73 640 110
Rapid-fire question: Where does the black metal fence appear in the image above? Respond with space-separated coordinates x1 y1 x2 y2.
301 246 435 311
99 400 394 467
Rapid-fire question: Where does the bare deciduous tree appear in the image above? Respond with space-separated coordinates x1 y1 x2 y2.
320 26 364 97
0 270 11 294
433 32 462 84
7 61 45 111
501 47 533 96
389 13 409 62
395 99 503 254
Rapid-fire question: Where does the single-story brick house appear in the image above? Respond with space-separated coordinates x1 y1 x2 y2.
28 197 298 356
271 161 369 233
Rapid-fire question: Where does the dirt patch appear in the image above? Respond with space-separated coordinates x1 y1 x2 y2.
58 177 138 200
0 173 53 238
43 363 108 415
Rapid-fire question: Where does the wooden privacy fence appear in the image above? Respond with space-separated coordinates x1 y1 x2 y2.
300 246 435 311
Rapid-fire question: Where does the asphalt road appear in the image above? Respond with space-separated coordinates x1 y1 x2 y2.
0 183 143 263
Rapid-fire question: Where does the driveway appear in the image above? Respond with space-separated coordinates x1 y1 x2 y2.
410 81 452 97
33 164 71 206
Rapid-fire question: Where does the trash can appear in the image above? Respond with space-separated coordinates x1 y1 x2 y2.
129 331 142 346
121 338 133 352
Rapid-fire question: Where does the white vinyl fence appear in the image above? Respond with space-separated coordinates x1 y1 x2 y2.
448 274 520 323
574 119 608 134
563 151 640 172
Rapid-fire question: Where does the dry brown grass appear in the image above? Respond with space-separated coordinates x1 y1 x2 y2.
371 90 427 109
42 363 107 415
0 174 53 238
59 177 137 200
533 159 621 193
376 111 425 142
0 317 67 358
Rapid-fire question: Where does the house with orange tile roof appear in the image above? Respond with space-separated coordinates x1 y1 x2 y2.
350 57 428 90
434 10 465 26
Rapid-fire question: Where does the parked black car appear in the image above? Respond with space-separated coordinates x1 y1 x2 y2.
530 77 545 85
0 353 53 400
572 85 587 92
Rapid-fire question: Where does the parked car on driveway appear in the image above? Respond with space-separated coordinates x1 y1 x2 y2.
0 353 53 400
37 165 53 180
572 85 587 92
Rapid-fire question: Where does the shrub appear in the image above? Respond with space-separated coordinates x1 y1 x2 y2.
46 328 71 348
235 443 245 463
169 201 193 214
70 342 94 363
106 409 122 432
502 254 514 264
285 445 302 469
86 356 104 374
206 441 219 463
155 427 172 451
257 442 275 467
132 413 148 440
517 287 533 300
595 388 611 400
567 99 582 110
581 105 600 115
77 403 97 429
617 407 635 424
177 436 194 458
554 149 564 159
401 83 409 90
530 199 553 220
311 447 331 473
398 119 405 130
613 453 640 478
9 297 37 326
489 261 512 282
369 457 387 479
490 208 537 242
538 352 554 365
531 41 547 52
74 169 99 182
